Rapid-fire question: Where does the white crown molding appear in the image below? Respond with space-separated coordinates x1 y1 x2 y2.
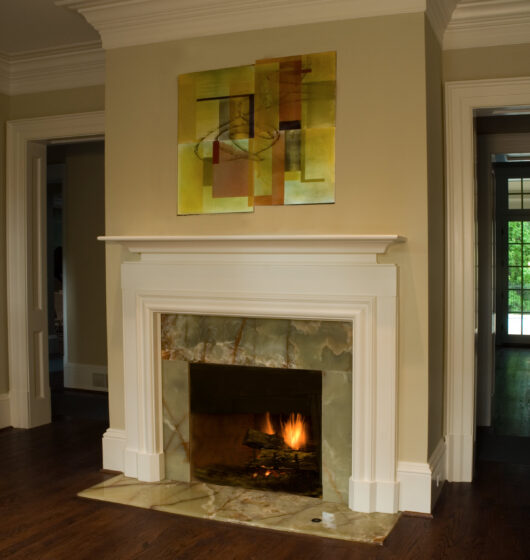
444 0 530 50
57 0 428 50
425 0 458 45
0 41 105 96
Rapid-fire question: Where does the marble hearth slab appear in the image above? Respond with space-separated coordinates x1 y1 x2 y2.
78 475 399 544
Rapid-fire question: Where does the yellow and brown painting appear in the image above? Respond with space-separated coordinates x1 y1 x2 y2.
177 52 336 215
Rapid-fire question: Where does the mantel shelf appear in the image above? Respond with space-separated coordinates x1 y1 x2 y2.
97 235 406 256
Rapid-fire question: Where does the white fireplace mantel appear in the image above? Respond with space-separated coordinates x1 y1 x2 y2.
100 234 405 514
98 234 405 260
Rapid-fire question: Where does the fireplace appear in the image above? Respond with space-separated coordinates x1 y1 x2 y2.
100 235 403 513
190 363 322 497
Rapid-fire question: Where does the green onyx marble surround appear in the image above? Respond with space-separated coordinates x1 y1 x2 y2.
79 475 399 544
161 314 353 504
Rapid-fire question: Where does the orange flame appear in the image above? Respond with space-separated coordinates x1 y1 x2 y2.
262 412 275 435
281 413 308 450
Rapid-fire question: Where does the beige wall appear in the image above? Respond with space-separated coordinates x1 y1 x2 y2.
63 142 107 367
0 93 9 394
8 85 104 120
425 19 445 457
105 13 433 462
0 86 104 398
443 43 530 82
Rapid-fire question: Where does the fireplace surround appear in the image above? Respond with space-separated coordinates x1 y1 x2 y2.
99 235 404 513
160 314 352 503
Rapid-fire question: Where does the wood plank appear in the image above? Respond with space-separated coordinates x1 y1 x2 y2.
0 419 528 559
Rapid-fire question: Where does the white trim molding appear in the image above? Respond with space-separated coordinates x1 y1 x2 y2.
429 438 447 509
397 438 446 514
102 235 404 513
98 235 405 260
0 42 104 96
64 362 108 392
426 0 458 45
102 428 126 472
444 0 530 50
59 0 430 50
397 461 432 514
0 394 11 429
6 111 105 428
445 77 530 482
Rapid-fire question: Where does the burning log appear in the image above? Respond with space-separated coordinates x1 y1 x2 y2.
194 464 322 497
251 448 318 471
243 428 285 450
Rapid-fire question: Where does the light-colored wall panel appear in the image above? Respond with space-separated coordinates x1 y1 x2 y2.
443 43 530 82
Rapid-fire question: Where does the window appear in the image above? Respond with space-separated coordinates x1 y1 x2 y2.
507 221 530 334
496 162 530 341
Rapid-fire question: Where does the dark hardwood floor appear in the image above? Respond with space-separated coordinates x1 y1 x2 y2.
0 420 529 560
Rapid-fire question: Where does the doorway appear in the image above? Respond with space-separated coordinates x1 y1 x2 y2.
445 78 530 482
6 111 105 429
475 118 530 465
46 140 108 423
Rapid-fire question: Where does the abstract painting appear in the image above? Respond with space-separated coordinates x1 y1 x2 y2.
177 52 336 215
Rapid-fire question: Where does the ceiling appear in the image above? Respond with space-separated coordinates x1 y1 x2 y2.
0 0 528 55
0 0 99 54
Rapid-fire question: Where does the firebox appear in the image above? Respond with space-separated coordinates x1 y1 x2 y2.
189 363 322 497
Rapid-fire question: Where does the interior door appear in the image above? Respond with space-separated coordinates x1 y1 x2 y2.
495 162 530 345
27 141 52 426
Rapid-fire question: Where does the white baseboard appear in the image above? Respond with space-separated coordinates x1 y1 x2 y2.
429 437 447 509
64 362 108 392
397 461 432 513
349 478 399 513
0 393 11 428
397 438 447 514
102 428 126 472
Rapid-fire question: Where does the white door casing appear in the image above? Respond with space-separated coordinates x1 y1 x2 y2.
445 77 530 482
6 112 105 428
27 141 51 426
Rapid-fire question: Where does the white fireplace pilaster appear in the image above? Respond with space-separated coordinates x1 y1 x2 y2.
100 235 404 514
